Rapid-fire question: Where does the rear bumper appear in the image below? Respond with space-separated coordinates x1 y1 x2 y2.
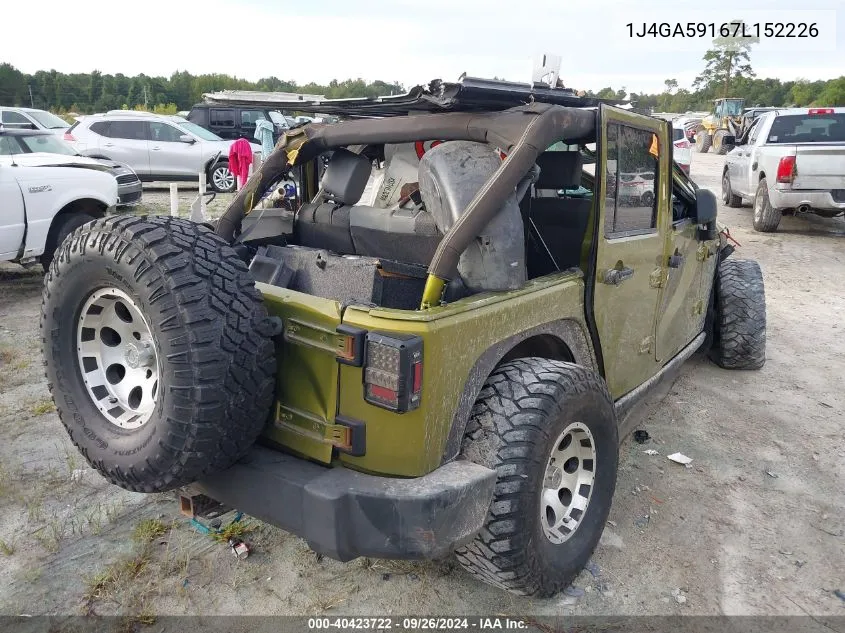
193 445 497 561
769 188 845 212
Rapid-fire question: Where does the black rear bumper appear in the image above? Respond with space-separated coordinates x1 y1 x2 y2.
193 446 497 562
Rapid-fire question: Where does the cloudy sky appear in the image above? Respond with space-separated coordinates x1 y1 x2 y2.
1 0 842 94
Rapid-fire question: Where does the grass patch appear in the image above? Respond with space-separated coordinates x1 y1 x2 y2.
211 519 254 543
30 399 56 415
0 539 14 556
132 519 170 544
83 552 151 610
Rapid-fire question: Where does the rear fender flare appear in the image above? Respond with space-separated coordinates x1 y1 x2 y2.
439 319 598 464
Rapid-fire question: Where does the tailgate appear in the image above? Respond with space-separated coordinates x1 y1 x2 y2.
256 282 347 464
794 145 845 189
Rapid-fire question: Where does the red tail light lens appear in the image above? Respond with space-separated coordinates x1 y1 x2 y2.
363 333 423 412
674 140 690 149
808 108 834 115
63 132 76 142
776 156 797 183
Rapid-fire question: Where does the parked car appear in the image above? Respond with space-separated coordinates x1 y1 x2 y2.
187 103 293 143
66 111 260 193
0 152 117 269
42 78 767 598
672 125 691 173
722 107 845 232
0 128 142 206
0 106 70 134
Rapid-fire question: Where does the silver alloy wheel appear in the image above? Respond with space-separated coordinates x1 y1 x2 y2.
754 193 763 222
212 165 235 191
722 173 730 203
76 288 159 430
540 422 597 544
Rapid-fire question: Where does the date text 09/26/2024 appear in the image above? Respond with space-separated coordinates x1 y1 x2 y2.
626 22 819 39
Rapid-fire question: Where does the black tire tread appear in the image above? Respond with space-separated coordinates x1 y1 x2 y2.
41 215 276 492
712 259 766 370
753 178 781 232
454 358 616 597
722 171 742 208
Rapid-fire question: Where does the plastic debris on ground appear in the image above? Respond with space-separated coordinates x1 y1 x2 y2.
668 452 693 466
644 449 659 456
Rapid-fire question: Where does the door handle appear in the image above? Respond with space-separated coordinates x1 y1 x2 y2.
103 143 114 147
603 267 634 285
668 253 684 268
151 146 161 151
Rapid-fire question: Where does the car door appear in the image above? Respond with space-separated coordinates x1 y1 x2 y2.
0 164 26 260
729 117 761 197
100 120 151 176
209 108 237 140
147 121 203 178
594 105 667 398
238 109 265 141
655 171 705 362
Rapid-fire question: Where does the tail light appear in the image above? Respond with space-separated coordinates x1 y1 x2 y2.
674 140 690 149
363 333 423 412
808 108 834 115
63 132 76 142
776 156 797 183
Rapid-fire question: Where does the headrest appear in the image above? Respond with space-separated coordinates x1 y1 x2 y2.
321 148 372 204
535 151 583 190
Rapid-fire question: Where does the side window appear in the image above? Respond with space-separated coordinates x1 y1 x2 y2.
747 118 762 145
0 136 19 155
210 109 235 128
2 111 33 128
240 110 264 126
89 121 111 137
109 121 147 141
148 122 184 143
604 123 659 237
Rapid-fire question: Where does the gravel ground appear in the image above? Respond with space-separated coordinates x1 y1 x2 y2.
0 154 843 622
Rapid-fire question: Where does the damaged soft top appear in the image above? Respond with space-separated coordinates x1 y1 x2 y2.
203 76 626 118
216 101 597 291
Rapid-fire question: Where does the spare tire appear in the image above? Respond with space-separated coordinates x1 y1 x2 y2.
41 215 277 492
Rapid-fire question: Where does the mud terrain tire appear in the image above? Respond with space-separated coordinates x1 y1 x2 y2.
41 215 277 492
752 178 781 232
455 359 618 597
695 127 712 153
721 170 742 208
710 259 766 370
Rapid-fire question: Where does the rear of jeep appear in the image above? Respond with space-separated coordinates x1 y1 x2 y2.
42 90 766 597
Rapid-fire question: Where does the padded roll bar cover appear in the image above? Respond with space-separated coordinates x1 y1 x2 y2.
418 141 526 293
535 151 583 190
322 148 372 204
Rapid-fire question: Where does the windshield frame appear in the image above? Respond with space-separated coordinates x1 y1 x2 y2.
27 110 71 130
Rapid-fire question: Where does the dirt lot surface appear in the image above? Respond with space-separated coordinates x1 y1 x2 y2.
0 155 843 622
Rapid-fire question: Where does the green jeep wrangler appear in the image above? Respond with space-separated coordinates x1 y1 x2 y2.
42 79 766 597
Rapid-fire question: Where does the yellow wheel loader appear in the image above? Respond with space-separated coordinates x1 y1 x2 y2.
695 98 746 155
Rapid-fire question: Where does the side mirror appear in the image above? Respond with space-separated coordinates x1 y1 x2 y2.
694 188 718 225
179 135 196 144
722 134 737 147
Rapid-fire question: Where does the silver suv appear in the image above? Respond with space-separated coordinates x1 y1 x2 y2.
66 111 260 193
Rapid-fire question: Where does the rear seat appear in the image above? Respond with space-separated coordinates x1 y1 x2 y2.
525 152 592 278
296 148 441 266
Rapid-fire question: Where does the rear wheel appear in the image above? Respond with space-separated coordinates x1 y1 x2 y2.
695 127 712 153
455 359 618 597
752 178 781 232
721 171 742 208
209 160 236 193
710 259 766 370
41 215 278 492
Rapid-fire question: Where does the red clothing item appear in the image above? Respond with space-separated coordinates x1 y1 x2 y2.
228 138 254 183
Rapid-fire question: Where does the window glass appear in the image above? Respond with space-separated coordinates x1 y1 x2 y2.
109 121 147 140
240 110 264 126
89 121 111 137
2 111 32 126
767 114 845 143
210 109 235 127
747 117 762 144
18 134 76 155
0 137 20 155
175 120 222 141
604 123 659 237
148 122 184 142
27 110 69 130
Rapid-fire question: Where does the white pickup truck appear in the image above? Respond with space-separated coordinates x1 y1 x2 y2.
721 107 845 232
0 158 118 270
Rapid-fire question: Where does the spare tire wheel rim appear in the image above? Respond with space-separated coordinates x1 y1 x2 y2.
540 422 597 544
213 165 234 190
76 287 159 430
